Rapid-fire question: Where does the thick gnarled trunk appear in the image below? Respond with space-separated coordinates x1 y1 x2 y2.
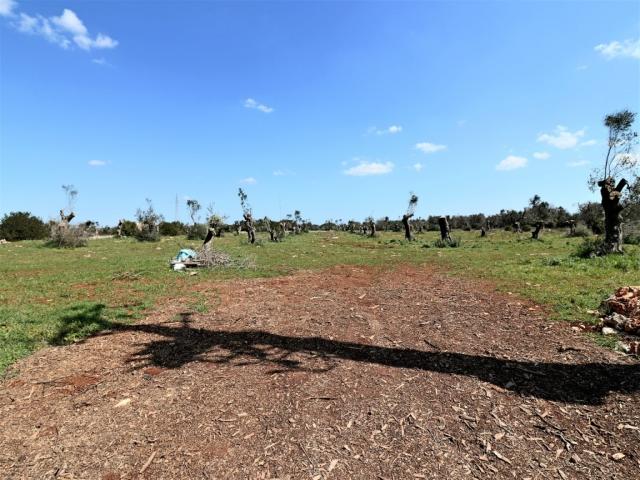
599 178 627 254
243 213 256 244
531 222 543 240
438 216 451 241
402 213 413 241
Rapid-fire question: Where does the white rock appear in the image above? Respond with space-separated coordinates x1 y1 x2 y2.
602 327 617 335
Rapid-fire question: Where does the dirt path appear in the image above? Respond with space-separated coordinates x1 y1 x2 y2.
1 265 638 479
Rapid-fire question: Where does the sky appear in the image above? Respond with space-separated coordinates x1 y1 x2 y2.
0 0 639 226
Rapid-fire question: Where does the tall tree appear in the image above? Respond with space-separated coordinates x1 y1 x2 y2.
186 199 201 226
589 110 638 254
238 188 255 244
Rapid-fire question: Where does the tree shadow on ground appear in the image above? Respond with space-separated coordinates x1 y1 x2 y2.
49 303 134 346
55 305 640 406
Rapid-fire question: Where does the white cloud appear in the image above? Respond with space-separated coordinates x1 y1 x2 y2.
8 6 117 51
496 155 527 171
344 160 394 176
273 169 294 176
533 151 550 160
413 163 424 172
0 0 17 17
244 98 274 113
92 57 109 66
368 125 403 135
240 177 257 184
537 125 586 149
580 139 597 147
595 38 640 60
415 142 447 154
567 160 590 168
52 9 87 36
88 159 107 167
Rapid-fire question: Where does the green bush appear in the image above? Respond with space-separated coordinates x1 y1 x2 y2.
159 221 186 237
0 212 49 241
574 237 603 258
186 223 208 240
433 237 462 248
48 225 88 248
624 233 640 245
134 200 162 242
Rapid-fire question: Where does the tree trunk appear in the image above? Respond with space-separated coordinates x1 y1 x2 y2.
117 219 123 238
202 227 215 249
480 227 486 237
531 222 543 240
568 220 576 236
59 210 75 230
599 178 627 254
402 213 414 241
244 213 256 244
438 216 451 241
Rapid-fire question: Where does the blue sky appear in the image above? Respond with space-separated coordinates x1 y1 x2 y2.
1 0 639 225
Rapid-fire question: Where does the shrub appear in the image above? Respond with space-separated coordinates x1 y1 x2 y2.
0 212 49 241
573 237 604 258
186 223 208 240
134 200 162 242
625 232 640 245
119 220 138 237
159 221 186 237
433 237 462 248
48 224 88 248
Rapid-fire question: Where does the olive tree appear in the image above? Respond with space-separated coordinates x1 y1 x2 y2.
589 110 638 254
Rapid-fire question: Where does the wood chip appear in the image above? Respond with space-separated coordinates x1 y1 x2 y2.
139 451 156 474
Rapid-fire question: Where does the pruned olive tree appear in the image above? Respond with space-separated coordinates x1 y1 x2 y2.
238 188 256 244
401 194 418 240
589 110 638 254
438 216 451 241
135 198 163 242
364 216 376 237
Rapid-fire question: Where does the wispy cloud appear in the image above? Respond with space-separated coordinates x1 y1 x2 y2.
595 38 640 60
240 177 257 185
567 160 590 168
496 155 527 171
413 162 424 172
537 126 587 149
88 159 107 167
368 125 402 135
273 169 294 177
533 151 550 160
244 98 274 113
6 4 118 51
415 142 447 154
344 160 394 176
580 139 597 147
0 0 17 17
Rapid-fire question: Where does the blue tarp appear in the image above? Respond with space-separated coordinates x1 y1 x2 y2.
175 249 197 262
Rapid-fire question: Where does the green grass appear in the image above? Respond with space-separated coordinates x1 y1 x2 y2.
1 230 638 374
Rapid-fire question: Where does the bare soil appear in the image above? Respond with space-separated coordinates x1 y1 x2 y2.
1 265 639 479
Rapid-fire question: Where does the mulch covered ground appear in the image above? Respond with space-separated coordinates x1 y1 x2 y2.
1 264 638 479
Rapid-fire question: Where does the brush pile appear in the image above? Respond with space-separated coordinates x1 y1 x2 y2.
170 248 254 270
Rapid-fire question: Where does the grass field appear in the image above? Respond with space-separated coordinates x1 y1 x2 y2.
1 230 638 374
